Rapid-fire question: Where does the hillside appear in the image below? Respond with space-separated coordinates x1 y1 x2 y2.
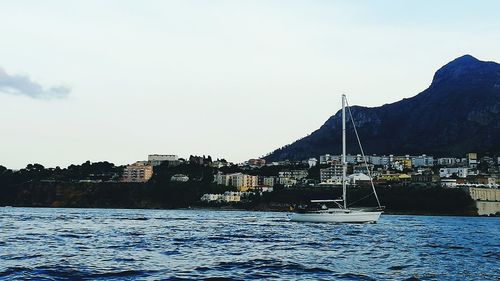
264 55 500 161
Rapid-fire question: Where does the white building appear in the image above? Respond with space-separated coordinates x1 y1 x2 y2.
320 165 343 184
200 194 221 202
308 158 318 168
437 158 459 166
345 154 364 164
214 173 257 191
369 155 391 166
256 186 274 193
353 164 373 174
171 174 189 182
262 177 276 187
201 191 242 203
222 191 241 202
319 176 342 186
148 154 179 166
348 173 371 185
279 177 297 187
212 160 231 168
439 167 468 178
320 154 333 164
277 170 308 187
411 155 434 167
441 179 458 188
319 154 342 164
279 170 308 180
214 173 231 186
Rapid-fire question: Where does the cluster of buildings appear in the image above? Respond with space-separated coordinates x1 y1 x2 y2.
212 152 499 190
115 152 500 213
315 153 498 188
200 191 249 203
121 154 232 183
120 152 500 190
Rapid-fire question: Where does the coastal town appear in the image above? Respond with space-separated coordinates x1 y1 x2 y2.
1 152 499 215
113 152 500 215
122 153 500 188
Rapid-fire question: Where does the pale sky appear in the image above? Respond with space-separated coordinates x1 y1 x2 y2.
1 0 500 169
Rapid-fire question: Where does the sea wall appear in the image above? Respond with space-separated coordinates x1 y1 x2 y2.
468 187 500 216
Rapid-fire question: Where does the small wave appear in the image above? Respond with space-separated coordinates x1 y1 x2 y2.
329 237 343 241
58 233 92 239
2 254 43 261
377 253 391 258
113 257 137 262
129 217 149 221
162 250 181 256
124 231 145 236
211 258 334 275
203 277 242 281
207 236 230 242
388 265 411 270
345 230 364 236
0 266 32 278
445 245 466 250
299 241 323 247
303 267 335 274
91 269 149 278
195 266 211 272
337 273 376 280
173 237 196 242
230 234 254 239
242 216 258 222
55 215 79 220
152 217 191 221
113 217 150 221
424 243 468 250
4 266 87 279
482 251 500 258
403 277 421 281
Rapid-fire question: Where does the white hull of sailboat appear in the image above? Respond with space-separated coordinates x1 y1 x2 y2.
290 210 382 223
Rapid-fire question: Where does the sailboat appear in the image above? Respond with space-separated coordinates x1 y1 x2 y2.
290 94 383 223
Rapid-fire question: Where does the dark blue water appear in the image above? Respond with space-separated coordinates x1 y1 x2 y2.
0 208 498 280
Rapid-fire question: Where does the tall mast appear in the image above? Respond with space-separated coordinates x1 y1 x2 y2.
342 94 347 209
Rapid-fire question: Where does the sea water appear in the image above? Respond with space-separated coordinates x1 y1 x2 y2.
0 207 498 280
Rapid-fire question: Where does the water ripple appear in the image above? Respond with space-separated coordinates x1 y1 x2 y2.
0 207 498 280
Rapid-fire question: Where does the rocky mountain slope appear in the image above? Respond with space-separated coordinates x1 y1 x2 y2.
264 55 500 161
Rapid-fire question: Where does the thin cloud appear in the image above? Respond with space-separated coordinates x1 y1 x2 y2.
0 67 70 99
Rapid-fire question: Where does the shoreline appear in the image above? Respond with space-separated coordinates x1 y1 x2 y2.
2 205 496 218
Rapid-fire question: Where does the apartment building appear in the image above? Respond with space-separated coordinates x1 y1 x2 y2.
122 161 153 182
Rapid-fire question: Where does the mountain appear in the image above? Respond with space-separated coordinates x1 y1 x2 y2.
264 55 500 161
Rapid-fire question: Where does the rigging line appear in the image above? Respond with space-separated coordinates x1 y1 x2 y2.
345 98 382 208
347 191 375 208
